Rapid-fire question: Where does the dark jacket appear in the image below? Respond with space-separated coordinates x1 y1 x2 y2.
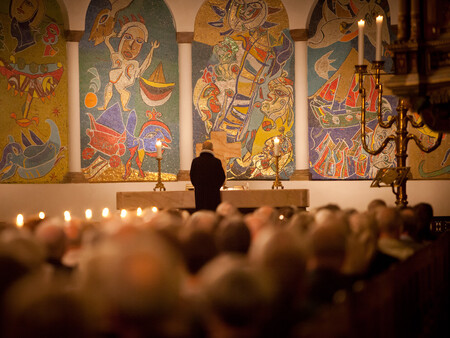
190 150 225 211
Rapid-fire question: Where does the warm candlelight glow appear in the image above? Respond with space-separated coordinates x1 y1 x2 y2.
375 15 383 61
151 206 158 213
136 207 143 216
358 19 365 65
102 208 110 218
85 209 92 220
156 140 162 159
120 209 127 218
273 137 280 156
64 211 71 222
38 212 45 220
16 214 24 227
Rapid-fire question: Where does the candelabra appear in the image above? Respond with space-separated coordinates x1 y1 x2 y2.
153 158 166 191
356 61 442 207
272 155 284 190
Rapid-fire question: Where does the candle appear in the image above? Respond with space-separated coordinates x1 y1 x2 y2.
102 208 110 218
156 140 162 159
376 15 383 61
64 210 71 222
16 214 24 228
120 209 127 218
85 209 92 220
273 137 280 156
38 212 45 220
358 19 365 65
136 207 143 217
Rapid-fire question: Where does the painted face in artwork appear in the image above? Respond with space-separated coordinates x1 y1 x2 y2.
261 78 293 123
13 0 38 23
228 0 267 32
119 26 145 60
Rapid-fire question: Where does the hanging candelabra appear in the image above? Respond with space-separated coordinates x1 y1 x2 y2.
272 137 284 190
356 17 442 207
153 140 166 191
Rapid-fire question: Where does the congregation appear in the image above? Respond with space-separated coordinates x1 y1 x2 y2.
0 200 445 338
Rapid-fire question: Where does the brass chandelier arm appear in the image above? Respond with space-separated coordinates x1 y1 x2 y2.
361 133 396 156
407 132 443 153
406 114 425 128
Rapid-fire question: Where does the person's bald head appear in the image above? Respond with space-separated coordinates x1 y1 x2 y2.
202 141 213 151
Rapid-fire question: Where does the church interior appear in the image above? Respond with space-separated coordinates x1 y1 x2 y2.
0 0 449 337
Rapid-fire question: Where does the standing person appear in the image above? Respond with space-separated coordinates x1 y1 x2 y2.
190 141 225 211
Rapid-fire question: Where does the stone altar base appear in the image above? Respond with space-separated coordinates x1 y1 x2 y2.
117 189 309 213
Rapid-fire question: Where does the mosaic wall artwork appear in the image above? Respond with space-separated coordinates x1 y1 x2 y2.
79 0 178 182
308 0 398 180
193 0 295 180
308 0 448 180
0 0 68 183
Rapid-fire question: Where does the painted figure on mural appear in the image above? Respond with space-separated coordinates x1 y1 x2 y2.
99 16 160 112
9 0 44 53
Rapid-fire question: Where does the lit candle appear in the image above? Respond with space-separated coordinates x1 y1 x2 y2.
38 212 45 220
376 15 383 61
156 140 162 159
273 137 280 156
120 209 127 218
358 19 365 65
64 210 71 222
151 206 158 213
85 209 92 220
136 207 143 217
102 208 110 218
16 214 24 228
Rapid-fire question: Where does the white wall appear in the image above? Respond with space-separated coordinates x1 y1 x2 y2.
2 0 446 224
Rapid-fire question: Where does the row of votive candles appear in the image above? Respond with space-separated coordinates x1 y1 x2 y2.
15 207 159 227
358 15 383 65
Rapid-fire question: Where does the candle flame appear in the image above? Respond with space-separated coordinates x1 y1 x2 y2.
120 209 127 218
358 19 365 27
38 212 45 220
16 214 24 227
85 209 93 220
102 208 109 218
151 206 158 213
137 207 143 216
64 210 71 222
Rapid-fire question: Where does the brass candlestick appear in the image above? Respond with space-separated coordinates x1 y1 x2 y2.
356 61 442 207
272 155 284 189
153 158 166 191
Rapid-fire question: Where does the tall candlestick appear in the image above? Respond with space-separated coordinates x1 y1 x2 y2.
273 137 280 156
376 16 383 61
358 19 365 65
156 140 162 159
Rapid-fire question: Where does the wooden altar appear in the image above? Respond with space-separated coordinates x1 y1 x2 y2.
116 189 309 212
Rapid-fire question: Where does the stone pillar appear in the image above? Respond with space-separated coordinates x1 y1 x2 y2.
64 31 87 182
177 32 194 181
290 29 311 180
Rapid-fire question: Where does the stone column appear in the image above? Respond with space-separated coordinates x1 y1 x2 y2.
290 29 311 180
64 31 87 182
177 32 194 181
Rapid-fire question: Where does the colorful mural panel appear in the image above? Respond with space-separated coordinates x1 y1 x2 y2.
79 0 178 182
308 0 448 180
0 0 68 183
193 0 295 180
308 0 398 180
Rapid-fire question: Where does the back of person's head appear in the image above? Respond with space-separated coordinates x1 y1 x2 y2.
375 206 402 238
413 202 435 241
199 255 270 337
34 218 67 261
202 140 213 151
181 228 218 275
287 211 314 236
215 216 251 255
184 210 219 234
2 274 95 338
367 199 387 214
400 207 419 239
216 201 240 218
306 213 348 271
